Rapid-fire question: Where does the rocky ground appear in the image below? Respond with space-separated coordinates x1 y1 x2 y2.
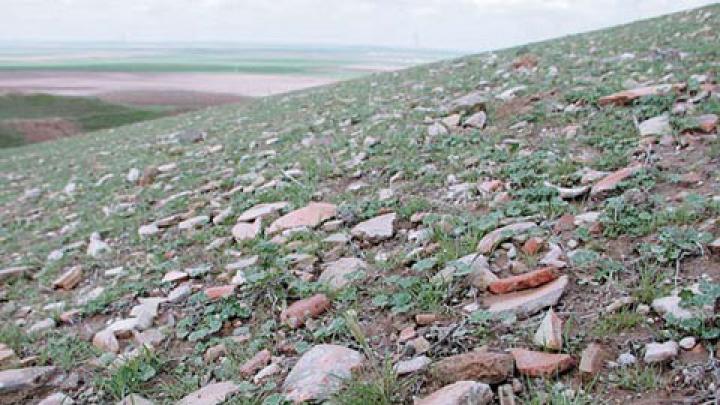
1 4 720 405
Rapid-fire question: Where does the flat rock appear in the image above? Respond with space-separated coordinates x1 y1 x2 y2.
644 341 678 364
436 253 497 289
394 356 431 375
428 122 449 137
510 349 574 377
543 182 589 199
318 258 368 291
239 349 272 377
204 285 235 300
267 202 337 234
178 216 209 230
489 267 559 294
447 91 488 114
651 295 696 320
38 392 74 405
0 343 16 366
237 202 289 222
162 270 188 283
138 223 160 238
231 219 261 241
477 222 536 254
283 344 363 402
432 351 514 384
281 294 330 328
107 318 139 335
87 232 111 258
0 266 30 282
117 394 154 405
638 114 671 136
415 380 493 405
52 266 82 290
177 381 238 405
0 366 56 394
168 284 192 303
484 276 568 318
351 213 397 241
28 318 56 334
93 329 119 353
579 343 611 375
598 84 684 106
464 111 487 128
590 165 644 196
693 113 718 133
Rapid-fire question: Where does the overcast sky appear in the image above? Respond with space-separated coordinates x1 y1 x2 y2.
1 0 716 51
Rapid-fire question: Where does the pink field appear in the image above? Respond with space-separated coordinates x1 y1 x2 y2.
0 71 340 103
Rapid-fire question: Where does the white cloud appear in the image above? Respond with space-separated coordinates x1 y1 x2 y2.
0 0 715 51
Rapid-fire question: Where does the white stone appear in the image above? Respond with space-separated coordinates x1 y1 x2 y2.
168 284 192 303
126 168 140 183
318 258 368 291
138 224 160 238
416 381 493 405
351 213 396 241
283 344 363 402
679 337 696 350
651 295 695 320
638 114 671 137
28 318 56 334
394 356 431 375
178 216 210 230
617 352 636 366
87 232 110 258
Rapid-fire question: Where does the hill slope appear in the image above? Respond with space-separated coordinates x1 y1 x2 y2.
1 4 719 404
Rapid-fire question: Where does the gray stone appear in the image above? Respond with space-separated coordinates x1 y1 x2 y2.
638 114 671 137
318 258 368 291
351 213 396 242
644 341 678 364
394 356 431 375
0 366 56 394
283 344 363 402
416 381 493 405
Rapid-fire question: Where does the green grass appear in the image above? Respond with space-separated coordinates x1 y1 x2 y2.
592 309 645 336
0 124 25 148
0 93 168 148
0 47 456 77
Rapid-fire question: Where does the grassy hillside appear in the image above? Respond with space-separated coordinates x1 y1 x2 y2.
0 94 168 147
0 4 719 404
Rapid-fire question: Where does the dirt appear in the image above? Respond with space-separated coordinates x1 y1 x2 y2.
0 71 340 99
97 90 250 110
2 118 81 143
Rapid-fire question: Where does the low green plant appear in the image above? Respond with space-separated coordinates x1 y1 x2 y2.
176 296 252 342
94 348 164 400
610 365 662 392
592 309 644 336
40 333 98 370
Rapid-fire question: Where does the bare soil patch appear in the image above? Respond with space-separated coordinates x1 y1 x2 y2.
0 71 339 99
2 118 81 143
97 90 250 110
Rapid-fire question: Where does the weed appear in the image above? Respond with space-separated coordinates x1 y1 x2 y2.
94 348 165 400
610 365 662 392
592 309 644 336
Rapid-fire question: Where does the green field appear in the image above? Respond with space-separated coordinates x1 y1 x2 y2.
0 94 168 147
0 45 456 77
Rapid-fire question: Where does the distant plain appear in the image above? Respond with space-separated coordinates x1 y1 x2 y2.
0 44 456 146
